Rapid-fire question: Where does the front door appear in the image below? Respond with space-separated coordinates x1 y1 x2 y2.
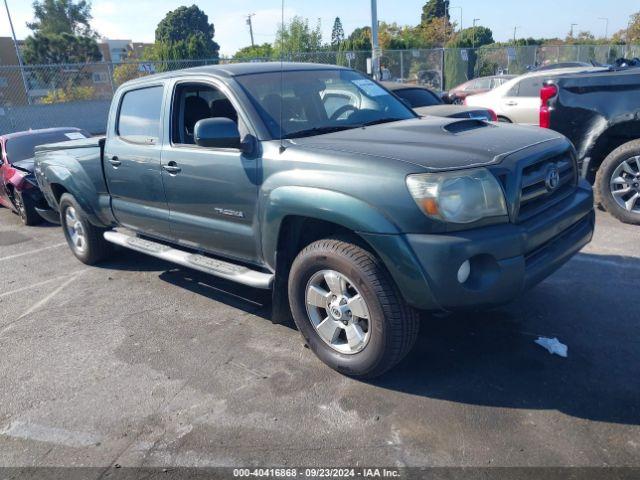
161 81 260 264
103 84 173 239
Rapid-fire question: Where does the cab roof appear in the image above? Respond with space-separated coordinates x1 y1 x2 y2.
124 62 350 86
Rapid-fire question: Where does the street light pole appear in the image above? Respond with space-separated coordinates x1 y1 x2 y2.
513 26 521 44
246 13 256 47
598 17 609 40
371 0 380 80
472 18 479 49
3 0 30 105
570 23 578 38
450 6 462 33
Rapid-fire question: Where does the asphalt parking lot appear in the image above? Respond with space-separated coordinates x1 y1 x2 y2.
0 206 639 469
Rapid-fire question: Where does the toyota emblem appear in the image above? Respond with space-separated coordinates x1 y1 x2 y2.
545 165 561 192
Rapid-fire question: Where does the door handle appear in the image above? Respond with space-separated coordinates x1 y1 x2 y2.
162 162 181 175
505 101 518 106
108 156 121 167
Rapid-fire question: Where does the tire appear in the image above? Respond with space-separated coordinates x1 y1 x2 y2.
59 193 112 265
497 116 512 123
595 140 640 225
288 237 419 379
14 190 42 226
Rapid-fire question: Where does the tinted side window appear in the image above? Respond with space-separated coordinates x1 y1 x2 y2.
516 78 544 97
474 77 492 89
118 86 164 144
394 88 441 108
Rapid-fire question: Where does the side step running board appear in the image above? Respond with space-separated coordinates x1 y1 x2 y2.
103 231 273 289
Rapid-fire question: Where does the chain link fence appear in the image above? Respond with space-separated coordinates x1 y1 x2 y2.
0 44 638 135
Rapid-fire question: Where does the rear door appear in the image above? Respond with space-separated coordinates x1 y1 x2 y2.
103 84 173 239
501 77 543 125
160 79 260 264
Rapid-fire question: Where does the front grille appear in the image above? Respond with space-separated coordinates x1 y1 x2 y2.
516 152 577 222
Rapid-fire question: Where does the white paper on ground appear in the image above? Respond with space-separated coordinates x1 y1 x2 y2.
534 337 568 358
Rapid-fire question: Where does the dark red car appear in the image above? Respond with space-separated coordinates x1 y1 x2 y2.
0 128 90 225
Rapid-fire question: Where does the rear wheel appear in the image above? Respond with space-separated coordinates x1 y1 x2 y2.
14 190 42 226
595 140 640 225
288 237 419 379
59 193 112 264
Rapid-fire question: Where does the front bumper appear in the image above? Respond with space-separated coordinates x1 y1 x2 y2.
363 181 594 311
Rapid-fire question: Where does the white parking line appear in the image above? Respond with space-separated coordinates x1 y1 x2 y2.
0 421 101 448
0 243 67 262
18 271 85 320
0 270 86 299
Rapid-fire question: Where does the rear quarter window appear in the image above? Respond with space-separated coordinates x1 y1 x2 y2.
515 77 544 98
117 86 164 144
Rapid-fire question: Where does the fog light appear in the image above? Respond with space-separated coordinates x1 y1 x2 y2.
457 260 471 284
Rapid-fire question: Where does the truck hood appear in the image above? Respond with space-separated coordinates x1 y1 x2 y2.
12 158 35 173
290 117 566 171
414 104 493 120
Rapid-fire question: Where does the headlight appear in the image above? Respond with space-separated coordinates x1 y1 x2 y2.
406 168 507 224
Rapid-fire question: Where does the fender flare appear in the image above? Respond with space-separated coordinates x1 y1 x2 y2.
41 164 109 227
260 186 400 268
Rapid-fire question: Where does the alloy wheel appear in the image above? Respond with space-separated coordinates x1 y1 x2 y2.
64 206 87 253
610 156 640 213
305 269 371 355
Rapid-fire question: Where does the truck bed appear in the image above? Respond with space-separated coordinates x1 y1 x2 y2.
35 136 104 153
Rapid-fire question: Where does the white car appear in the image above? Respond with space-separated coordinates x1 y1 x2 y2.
464 67 606 125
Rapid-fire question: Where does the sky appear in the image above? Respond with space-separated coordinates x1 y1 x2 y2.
1 0 638 57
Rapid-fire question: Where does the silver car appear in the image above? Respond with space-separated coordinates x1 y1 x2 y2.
465 67 606 125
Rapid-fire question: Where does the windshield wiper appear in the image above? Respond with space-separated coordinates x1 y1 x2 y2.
283 125 358 139
359 117 404 127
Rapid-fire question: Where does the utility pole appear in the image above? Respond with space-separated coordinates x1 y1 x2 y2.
246 13 256 47
3 0 30 105
513 26 521 44
472 18 480 48
371 0 380 80
598 17 609 39
450 6 462 32
570 23 578 38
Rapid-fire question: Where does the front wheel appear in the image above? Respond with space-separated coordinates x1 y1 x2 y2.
14 190 42 226
288 237 419 379
59 193 112 265
595 140 640 225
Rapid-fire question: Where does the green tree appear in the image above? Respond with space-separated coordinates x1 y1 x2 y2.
151 5 220 61
612 11 640 44
23 0 101 65
234 43 274 60
444 26 494 89
345 26 372 51
421 0 450 26
274 16 323 58
331 17 345 48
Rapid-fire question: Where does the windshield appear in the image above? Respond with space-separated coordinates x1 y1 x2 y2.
394 88 442 108
235 69 416 139
6 130 88 163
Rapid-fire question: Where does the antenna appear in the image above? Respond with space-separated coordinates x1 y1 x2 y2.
279 0 286 153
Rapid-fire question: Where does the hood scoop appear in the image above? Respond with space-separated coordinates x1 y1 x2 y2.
443 119 490 134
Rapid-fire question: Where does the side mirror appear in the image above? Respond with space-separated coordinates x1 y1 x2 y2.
194 117 241 149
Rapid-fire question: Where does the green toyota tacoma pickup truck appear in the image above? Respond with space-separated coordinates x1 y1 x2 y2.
35 63 595 378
